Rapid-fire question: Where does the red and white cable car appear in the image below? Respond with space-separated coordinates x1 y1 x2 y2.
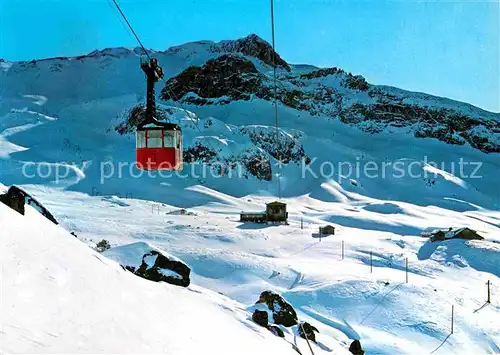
135 57 183 171
136 120 182 171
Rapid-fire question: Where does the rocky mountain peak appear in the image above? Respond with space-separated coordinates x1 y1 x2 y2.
218 34 291 71
160 54 263 103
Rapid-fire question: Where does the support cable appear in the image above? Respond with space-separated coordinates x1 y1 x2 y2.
270 0 282 199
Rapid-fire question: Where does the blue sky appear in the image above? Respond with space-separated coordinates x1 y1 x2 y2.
1 0 498 112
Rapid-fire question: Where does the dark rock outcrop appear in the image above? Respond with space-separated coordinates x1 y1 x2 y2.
349 340 365 355
343 74 369 91
0 186 25 215
298 322 319 343
133 250 190 287
95 239 111 252
252 310 269 327
300 67 345 80
183 143 218 164
0 186 58 224
255 290 298 327
160 58 343 117
340 102 500 153
218 34 291 71
240 127 309 165
239 152 272 181
251 309 285 338
161 54 263 102
104 242 191 287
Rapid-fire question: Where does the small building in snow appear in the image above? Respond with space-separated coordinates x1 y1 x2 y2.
240 211 267 223
239 201 288 224
266 201 288 223
430 227 484 242
319 225 336 236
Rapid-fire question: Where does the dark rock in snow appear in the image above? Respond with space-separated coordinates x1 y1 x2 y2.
95 239 111 252
300 67 345 80
183 143 218 164
0 186 25 215
104 242 191 287
239 127 309 165
349 340 365 355
238 150 272 181
343 74 369 91
0 186 58 224
136 250 191 287
252 310 269 327
251 309 285 338
268 325 285 338
298 322 319 343
255 290 298 327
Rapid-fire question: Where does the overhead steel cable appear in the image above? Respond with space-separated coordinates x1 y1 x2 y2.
110 0 150 57
270 0 282 200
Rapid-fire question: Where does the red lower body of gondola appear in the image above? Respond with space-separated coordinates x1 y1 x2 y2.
136 147 182 170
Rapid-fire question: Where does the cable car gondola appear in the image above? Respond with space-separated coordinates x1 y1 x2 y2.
135 56 183 171
136 120 182 170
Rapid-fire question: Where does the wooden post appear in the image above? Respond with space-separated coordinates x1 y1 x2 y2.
341 241 344 260
451 305 454 334
405 258 408 283
370 251 373 273
299 322 315 355
487 280 491 303
301 217 303 230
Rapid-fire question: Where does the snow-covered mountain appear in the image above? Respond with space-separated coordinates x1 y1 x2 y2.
1 34 500 354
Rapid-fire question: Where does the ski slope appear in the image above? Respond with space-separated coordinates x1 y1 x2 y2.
1 199 351 354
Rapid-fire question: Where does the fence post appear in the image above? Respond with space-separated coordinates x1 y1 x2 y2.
301 217 303 230
405 258 408 283
487 280 491 303
341 241 344 260
299 322 315 355
370 251 373 273
451 305 454 334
